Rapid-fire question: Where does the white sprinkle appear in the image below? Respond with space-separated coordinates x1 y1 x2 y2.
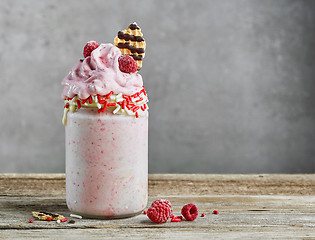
110 95 116 100
56 220 61 224
124 108 133 115
70 214 82 219
95 96 98 103
69 104 76 112
116 93 122 100
116 98 124 103
97 103 102 109
113 105 121 114
136 100 147 105
70 98 76 104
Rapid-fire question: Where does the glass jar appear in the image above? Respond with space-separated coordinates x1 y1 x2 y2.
65 107 148 218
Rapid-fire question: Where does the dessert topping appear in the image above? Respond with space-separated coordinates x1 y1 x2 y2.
83 41 99 58
62 87 148 125
118 55 138 73
114 22 146 70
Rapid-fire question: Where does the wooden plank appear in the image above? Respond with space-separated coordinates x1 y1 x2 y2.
0 174 314 197
0 174 314 239
0 195 314 228
1 227 315 240
0 195 314 238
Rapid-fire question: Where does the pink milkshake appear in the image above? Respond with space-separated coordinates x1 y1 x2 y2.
62 23 148 218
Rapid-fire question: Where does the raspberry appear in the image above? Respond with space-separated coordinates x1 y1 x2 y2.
29 219 33 223
83 41 99 58
118 55 137 73
181 203 198 221
147 199 172 224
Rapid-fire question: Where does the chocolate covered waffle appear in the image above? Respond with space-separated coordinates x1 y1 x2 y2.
114 22 146 70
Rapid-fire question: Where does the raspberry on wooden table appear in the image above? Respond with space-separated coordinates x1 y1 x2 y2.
147 199 172 224
181 203 198 221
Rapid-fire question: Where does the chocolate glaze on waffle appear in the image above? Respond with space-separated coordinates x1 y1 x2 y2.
114 22 146 70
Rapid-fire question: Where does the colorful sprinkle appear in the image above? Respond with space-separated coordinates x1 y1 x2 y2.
98 95 106 104
102 101 108 112
132 106 140 112
141 87 147 96
63 87 148 119
106 91 113 99
136 97 143 102
76 99 81 109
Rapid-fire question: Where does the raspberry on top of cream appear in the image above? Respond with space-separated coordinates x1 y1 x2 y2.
62 43 143 100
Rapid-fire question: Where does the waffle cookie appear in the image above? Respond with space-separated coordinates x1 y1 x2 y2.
114 22 146 71
32 211 65 221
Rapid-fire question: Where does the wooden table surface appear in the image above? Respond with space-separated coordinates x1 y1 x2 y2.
0 174 314 239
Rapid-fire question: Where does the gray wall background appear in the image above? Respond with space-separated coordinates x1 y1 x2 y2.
0 0 314 173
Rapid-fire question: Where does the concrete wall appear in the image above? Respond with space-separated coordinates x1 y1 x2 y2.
0 0 314 173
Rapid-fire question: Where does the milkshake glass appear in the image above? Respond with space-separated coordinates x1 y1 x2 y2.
65 108 148 218
61 24 148 218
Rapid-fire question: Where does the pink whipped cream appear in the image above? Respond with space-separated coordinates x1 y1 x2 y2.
62 43 143 99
